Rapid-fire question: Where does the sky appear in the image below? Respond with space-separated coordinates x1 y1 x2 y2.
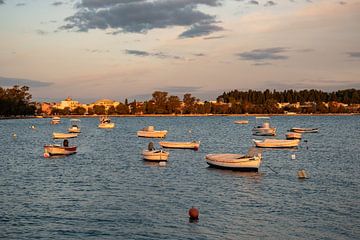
0 0 359 103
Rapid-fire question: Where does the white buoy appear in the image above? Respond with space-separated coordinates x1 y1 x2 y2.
12 133 17 138
159 161 167 167
291 154 296 160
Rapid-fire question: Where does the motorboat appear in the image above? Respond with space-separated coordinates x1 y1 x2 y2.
253 139 300 148
142 149 169 161
137 126 167 138
53 132 78 139
51 116 61 125
98 116 115 129
285 132 302 140
290 127 318 133
159 141 200 150
234 120 249 124
252 117 276 136
68 119 81 133
44 144 77 156
205 150 262 171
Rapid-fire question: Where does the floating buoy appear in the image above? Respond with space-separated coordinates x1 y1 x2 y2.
291 154 296 160
12 133 17 138
43 152 50 158
189 207 199 221
159 161 167 167
31 125 36 129
297 169 309 179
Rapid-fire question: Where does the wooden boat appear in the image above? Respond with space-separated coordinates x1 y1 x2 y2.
234 120 249 124
252 117 276 136
142 149 169 161
44 144 77 156
253 139 300 148
205 153 262 171
159 141 200 150
51 116 61 125
98 116 115 129
53 132 78 139
68 119 81 133
286 132 302 140
290 127 318 133
137 126 167 138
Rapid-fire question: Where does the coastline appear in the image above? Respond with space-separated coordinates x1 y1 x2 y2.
1 113 358 120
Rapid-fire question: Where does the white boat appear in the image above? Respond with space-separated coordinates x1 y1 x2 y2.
51 116 61 125
290 127 318 133
137 126 167 138
44 144 77 156
252 117 276 136
53 132 78 139
234 120 249 124
205 151 262 171
142 149 169 161
98 116 115 129
253 139 300 148
68 119 81 133
286 132 302 140
159 141 200 150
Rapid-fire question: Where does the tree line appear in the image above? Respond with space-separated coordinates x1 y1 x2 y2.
0 85 36 117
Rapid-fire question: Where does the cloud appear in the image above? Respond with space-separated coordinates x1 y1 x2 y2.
36 30 49 35
125 49 183 59
339 1 347 5
203 35 225 40
159 86 203 93
347 51 360 59
0 76 53 87
0 0 4 5
16 3 26 6
265 79 360 91
236 47 289 63
264 1 276 7
248 0 259 5
61 0 223 38
179 23 223 38
52 1 63 6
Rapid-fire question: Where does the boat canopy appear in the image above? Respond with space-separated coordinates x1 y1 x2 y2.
70 119 81 122
255 117 270 119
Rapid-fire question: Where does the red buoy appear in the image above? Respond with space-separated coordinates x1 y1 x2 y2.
189 207 199 220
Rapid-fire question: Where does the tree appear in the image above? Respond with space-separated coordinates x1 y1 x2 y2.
166 95 181 114
115 103 129 114
107 106 116 115
93 105 106 115
183 93 196 114
152 91 168 114
72 106 86 115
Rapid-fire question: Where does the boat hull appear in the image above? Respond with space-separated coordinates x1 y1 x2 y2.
205 154 261 171
290 128 318 133
98 123 115 129
159 141 200 150
234 120 249 124
286 132 302 140
142 150 169 161
252 127 276 136
68 127 81 133
53 132 78 139
253 139 300 148
137 130 167 138
44 145 77 156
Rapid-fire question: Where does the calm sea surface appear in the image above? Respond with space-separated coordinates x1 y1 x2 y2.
0 116 359 239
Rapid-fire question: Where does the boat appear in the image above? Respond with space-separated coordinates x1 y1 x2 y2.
205 149 262 171
142 149 169 161
252 117 276 136
50 116 61 124
234 120 249 124
68 119 81 133
53 132 78 139
159 141 200 150
44 142 77 156
253 139 300 148
98 116 115 129
137 126 167 138
290 127 318 133
286 132 302 140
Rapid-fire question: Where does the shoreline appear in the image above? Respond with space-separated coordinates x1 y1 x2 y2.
1 113 358 120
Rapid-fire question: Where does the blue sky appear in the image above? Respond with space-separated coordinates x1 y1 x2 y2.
0 0 359 103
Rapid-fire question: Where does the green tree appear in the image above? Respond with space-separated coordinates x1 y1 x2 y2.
93 105 106 115
183 93 196 114
152 91 168 114
166 95 181 114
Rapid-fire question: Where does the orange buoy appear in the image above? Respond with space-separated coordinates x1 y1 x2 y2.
189 207 199 221
43 152 50 158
